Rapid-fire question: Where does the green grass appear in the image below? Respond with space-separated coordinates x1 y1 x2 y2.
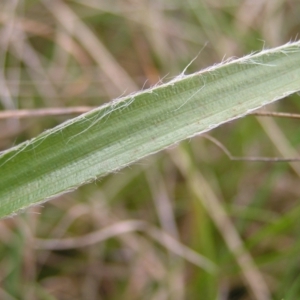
1 1 300 299
1 40 300 218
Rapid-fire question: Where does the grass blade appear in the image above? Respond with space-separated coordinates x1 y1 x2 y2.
1 41 300 218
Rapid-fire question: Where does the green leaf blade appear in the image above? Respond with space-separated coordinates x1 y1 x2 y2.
1 41 300 218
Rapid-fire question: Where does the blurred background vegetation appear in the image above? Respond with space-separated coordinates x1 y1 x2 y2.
1 0 300 299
